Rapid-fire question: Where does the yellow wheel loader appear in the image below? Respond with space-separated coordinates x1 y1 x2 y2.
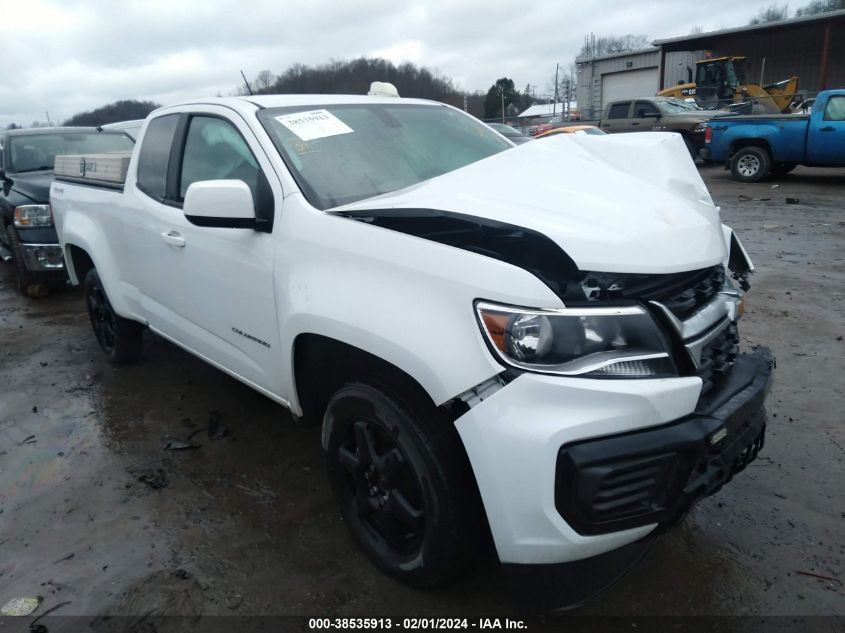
658 56 798 114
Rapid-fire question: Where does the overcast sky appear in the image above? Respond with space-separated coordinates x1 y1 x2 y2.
0 0 786 127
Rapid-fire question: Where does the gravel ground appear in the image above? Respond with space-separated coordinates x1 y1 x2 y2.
0 166 842 626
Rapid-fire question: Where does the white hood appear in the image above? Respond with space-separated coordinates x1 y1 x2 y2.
333 132 726 274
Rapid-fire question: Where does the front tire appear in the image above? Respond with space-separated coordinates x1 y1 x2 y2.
730 146 770 183
5 224 49 298
324 382 478 586
84 268 143 364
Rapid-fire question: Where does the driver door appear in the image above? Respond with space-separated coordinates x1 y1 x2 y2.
631 101 661 131
133 108 284 395
807 95 845 164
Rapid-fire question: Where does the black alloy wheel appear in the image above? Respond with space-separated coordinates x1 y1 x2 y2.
324 382 478 586
84 268 143 364
339 417 425 554
87 274 117 353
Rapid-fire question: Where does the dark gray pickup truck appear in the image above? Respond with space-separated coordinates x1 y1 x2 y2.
0 127 134 296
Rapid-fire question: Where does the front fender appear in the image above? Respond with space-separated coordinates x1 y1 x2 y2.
275 200 564 412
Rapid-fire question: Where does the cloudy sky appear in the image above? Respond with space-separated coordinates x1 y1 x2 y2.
0 0 786 127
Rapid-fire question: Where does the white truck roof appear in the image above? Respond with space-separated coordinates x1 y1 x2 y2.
150 95 440 118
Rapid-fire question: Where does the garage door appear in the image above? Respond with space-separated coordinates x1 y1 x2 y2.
602 68 659 107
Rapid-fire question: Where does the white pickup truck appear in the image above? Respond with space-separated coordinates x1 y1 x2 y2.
51 95 773 612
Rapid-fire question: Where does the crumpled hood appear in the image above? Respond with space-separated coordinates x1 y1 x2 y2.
10 171 53 204
332 132 726 274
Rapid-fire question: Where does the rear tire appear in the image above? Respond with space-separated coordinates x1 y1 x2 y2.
84 268 143 364
324 381 479 586
730 146 770 183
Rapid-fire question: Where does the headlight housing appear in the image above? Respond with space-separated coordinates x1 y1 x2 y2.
14 204 53 228
476 301 677 378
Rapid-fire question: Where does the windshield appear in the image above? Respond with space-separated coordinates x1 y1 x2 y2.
8 132 134 173
257 104 511 209
658 98 702 113
488 123 522 136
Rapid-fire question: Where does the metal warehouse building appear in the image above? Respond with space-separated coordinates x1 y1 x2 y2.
577 9 845 120
576 48 662 121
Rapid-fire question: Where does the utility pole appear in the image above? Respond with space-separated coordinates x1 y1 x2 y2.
553 63 559 116
499 87 505 124
564 78 571 120
45 111 52 127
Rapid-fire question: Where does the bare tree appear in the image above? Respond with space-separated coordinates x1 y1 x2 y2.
577 34 650 61
749 4 789 24
689 25 704 34
254 70 275 92
795 0 844 16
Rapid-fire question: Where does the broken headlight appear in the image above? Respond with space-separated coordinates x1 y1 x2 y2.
476 302 677 378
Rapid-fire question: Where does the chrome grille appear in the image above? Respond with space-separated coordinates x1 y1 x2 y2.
658 265 726 320
579 265 727 321
698 322 739 395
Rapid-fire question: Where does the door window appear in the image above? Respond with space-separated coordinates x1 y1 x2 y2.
607 102 631 119
823 96 845 121
179 117 260 200
136 114 179 200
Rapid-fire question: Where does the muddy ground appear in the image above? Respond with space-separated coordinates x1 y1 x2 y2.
0 166 843 626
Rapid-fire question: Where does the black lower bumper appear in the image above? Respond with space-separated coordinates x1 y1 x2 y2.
506 346 774 613
555 346 773 536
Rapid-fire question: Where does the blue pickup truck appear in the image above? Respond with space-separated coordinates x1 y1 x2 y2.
703 89 845 182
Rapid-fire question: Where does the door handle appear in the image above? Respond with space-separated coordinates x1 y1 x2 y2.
160 231 185 247
631 122 640 126
820 126 835 132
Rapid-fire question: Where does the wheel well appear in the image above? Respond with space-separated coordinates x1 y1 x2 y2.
66 244 94 285
293 333 439 427
729 139 772 160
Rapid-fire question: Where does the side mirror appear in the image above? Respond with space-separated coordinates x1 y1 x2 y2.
183 180 260 230
638 109 658 118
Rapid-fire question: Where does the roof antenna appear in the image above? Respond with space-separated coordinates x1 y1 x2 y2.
240 70 254 95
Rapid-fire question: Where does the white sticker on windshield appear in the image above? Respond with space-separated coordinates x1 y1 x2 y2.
274 109 354 141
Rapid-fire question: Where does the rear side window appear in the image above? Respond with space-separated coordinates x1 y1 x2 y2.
607 102 631 119
136 114 179 200
823 96 845 121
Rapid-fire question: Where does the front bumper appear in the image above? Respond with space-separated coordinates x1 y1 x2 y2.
455 346 773 612
20 242 65 273
555 346 772 536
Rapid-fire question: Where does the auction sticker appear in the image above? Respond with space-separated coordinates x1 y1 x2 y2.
275 109 354 141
